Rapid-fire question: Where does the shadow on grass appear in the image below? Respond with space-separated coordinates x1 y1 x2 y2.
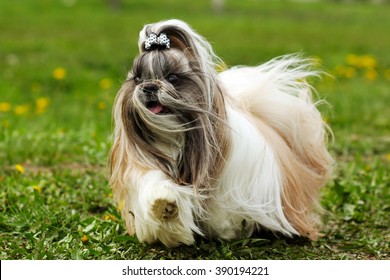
129 231 315 260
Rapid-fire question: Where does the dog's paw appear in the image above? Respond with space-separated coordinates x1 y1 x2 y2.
137 178 198 247
151 199 178 221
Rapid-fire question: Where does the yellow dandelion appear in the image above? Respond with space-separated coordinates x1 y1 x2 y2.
346 54 359 67
53 67 67 80
386 153 390 161
99 78 113 90
14 104 29 115
32 185 42 193
346 54 377 69
0 102 11 112
35 97 50 114
81 235 89 243
365 68 378 81
103 214 117 221
360 54 377 69
97 101 107 110
15 164 25 174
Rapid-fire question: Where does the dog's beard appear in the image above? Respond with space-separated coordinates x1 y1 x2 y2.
118 49 229 190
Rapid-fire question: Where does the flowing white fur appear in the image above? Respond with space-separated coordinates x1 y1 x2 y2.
205 59 324 239
109 19 332 247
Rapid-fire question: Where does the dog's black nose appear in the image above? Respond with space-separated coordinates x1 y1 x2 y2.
143 83 159 94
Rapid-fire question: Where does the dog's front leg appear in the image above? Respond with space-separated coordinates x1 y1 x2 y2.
132 170 198 247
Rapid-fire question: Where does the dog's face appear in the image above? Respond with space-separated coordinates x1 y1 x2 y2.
125 48 208 127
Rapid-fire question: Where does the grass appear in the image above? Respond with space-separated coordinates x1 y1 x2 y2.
1 0 389 260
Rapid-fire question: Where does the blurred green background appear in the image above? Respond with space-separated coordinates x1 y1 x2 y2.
0 0 389 259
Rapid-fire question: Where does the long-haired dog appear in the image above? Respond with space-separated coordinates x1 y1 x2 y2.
109 19 333 247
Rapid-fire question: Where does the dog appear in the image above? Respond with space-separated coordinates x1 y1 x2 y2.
108 19 333 247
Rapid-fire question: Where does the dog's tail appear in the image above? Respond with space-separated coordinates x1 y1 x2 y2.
220 54 334 240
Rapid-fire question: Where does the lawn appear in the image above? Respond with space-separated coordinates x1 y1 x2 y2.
0 0 389 260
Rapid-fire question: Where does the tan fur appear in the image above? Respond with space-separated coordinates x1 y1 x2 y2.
256 120 328 240
238 89 333 240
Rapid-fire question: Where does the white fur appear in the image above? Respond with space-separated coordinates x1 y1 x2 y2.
204 107 298 239
120 169 201 246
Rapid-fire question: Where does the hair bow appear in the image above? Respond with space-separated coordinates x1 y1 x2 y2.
144 33 170 51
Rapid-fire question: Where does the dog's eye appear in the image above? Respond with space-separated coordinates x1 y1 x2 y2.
167 74 179 84
134 76 142 85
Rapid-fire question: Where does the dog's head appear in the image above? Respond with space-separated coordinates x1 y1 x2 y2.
110 20 230 190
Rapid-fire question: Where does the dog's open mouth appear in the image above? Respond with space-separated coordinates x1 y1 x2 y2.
146 101 170 115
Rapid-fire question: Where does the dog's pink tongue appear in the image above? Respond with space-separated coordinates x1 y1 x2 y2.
149 103 164 114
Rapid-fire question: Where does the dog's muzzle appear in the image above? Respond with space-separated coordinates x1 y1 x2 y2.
139 83 169 115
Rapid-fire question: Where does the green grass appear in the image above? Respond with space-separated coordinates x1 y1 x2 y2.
1 0 389 260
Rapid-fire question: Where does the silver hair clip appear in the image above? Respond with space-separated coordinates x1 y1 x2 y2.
144 33 170 51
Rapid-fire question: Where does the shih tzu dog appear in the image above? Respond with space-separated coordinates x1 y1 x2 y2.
109 19 333 247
